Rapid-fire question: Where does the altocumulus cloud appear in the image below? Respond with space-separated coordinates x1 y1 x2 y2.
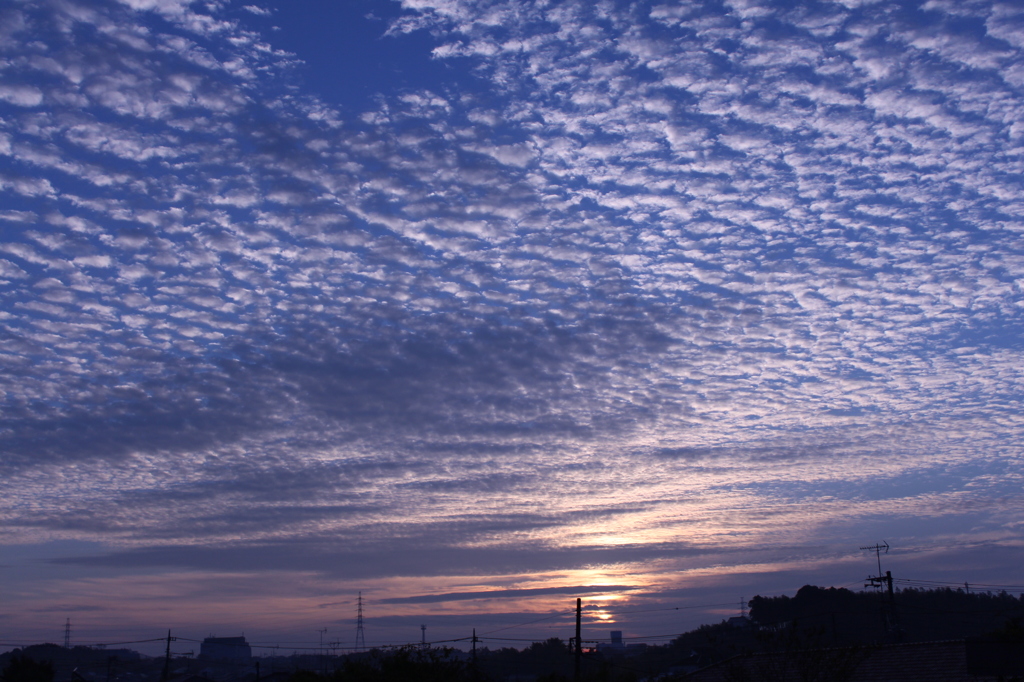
2 0 1024 626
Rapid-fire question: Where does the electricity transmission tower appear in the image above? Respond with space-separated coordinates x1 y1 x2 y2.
355 592 366 651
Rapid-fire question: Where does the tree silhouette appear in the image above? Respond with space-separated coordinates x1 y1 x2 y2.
1 655 55 682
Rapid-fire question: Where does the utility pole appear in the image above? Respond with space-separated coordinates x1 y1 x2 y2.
160 630 176 682
861 542 899 638
471 628 478 681
883 570 896 625
420 625 426 647
319 628 327 675
64 618 71 649
574 597 582 682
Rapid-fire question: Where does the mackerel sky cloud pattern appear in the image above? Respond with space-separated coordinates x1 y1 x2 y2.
2 0 1024 643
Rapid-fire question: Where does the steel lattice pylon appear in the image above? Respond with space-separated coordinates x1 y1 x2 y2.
355 592 365 651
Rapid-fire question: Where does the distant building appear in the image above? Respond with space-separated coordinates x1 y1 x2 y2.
727 615 752 629
199 636 251 662
597 631 625 654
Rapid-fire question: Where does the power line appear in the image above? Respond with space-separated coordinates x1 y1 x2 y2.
4 579 1018 656
0 598 847 652
896 578 1024 590
479 610 574 636
611 602 740 615
476 599 743 637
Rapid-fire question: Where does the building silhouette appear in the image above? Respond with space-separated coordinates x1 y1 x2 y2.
198 637 251 662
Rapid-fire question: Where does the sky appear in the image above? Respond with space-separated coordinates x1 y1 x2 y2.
2 0 1024 656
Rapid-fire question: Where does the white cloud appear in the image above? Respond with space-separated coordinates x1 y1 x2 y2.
0 84 43 107
117 0 193 14
0 174 56 197
73 254 114 268
241 5 271 16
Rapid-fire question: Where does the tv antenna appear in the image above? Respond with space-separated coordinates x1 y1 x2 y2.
860 541 898 636
860 541 889 579
355 592 366 651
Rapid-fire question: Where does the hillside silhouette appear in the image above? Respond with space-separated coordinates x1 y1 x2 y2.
749 585 1024 644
